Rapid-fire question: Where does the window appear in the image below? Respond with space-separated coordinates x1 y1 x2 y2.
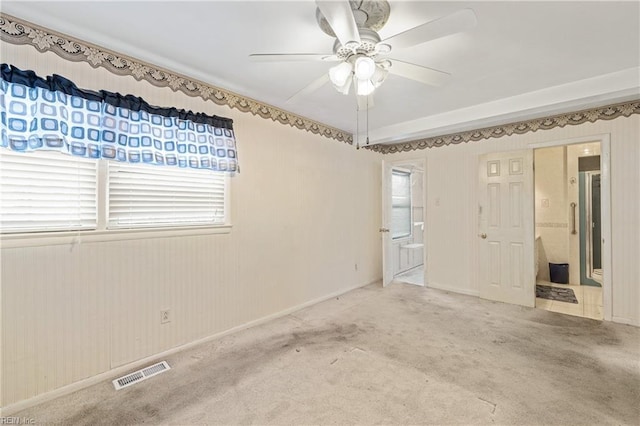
1 65 237 238
391 169 411 239
0 150 228 234
0 150 97 233
108 161 226 229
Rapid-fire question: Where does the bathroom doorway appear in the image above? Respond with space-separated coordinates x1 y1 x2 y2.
533 141 605 320
385 160 426 286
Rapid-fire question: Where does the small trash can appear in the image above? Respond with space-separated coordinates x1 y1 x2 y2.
549 263 569 284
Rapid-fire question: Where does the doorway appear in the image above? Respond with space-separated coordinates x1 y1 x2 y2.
476 134 611 321
533 141 605 320
381 159 426 287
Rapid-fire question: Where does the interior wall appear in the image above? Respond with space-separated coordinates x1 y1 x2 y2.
390 114 640 326
0 43 383 408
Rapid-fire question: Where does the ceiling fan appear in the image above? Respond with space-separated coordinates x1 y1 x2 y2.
249 0 477 110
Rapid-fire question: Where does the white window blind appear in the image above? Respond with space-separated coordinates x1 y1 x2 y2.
0 150 98 233
391 170 411 239
107 162 226 229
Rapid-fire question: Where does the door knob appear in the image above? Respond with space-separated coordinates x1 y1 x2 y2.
379 228 390 233
480 233 487 239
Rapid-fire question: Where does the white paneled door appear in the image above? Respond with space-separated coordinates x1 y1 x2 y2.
478 151 535 307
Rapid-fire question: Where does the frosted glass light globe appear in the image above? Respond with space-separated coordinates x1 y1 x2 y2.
329 62 353 87
354 56 376 80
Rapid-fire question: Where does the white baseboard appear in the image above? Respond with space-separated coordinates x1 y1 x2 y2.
0 279 380 417
611 316 640 327
426 281 480 297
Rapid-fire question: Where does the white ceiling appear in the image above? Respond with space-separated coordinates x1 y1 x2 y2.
3 1 639 145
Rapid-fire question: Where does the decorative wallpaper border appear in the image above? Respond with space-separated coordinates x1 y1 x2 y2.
1 13 638 154
0 13 353 145
368 100 640 154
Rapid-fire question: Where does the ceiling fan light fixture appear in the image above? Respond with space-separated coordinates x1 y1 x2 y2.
371 65 389 87
379 59 392 70
344 40 361 51
356 78 375 96
335 76 353 95
329 61 353 87
376 43 392 54
354 56 376 80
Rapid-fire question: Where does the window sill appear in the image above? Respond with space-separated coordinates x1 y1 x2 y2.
0 225 232 249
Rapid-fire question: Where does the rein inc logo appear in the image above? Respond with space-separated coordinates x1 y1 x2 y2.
0 418 35 425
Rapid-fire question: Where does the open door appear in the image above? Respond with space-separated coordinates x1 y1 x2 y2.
381 160 393 286
478 150 535 307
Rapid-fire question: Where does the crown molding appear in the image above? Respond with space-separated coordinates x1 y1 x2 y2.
367 100 640 154
0 13 353 145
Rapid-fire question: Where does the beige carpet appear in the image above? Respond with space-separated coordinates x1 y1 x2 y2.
14 282 640 425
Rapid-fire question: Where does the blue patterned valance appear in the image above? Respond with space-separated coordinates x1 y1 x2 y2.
0 64 239 172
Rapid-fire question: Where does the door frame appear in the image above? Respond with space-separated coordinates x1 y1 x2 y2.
382 158 428 287
528 133 612 321
580 171 602 286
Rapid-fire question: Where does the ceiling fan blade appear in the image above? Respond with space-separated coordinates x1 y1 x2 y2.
388 59 451 86
357 94 374 111
316 0 361 48
249 53 339 62
287 73 330 104
382 8 477 49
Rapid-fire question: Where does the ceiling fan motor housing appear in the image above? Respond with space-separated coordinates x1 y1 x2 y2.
317 0 391 36
334 28 381 59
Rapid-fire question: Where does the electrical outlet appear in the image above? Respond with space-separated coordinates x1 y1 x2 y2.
161 309 171 324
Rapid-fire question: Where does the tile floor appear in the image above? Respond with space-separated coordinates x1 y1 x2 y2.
394 265 424 286
535 279 603 320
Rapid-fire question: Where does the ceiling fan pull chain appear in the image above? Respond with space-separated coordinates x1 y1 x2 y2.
366 96 370 145
356 98 360 150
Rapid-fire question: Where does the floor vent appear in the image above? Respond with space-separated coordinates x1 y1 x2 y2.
113 361 170 390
